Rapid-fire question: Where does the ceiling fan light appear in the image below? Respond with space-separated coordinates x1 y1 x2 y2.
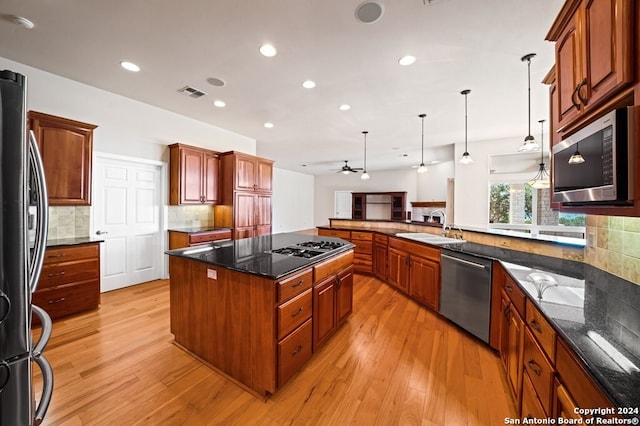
342 170 350 175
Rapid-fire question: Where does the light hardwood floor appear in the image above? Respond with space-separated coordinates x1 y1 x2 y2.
34 274 516 425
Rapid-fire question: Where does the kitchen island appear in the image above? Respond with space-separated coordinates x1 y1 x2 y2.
165 232 355 398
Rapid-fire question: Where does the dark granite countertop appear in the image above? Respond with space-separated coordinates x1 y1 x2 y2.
46 237 104 247
165 232 355 280
167 226 232 234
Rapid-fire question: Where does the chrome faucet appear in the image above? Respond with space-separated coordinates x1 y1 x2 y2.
430 209 447 236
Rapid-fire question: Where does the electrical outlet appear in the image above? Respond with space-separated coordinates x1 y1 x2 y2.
587 233 595 248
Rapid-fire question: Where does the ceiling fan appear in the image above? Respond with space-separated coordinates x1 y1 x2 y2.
336 160 363 174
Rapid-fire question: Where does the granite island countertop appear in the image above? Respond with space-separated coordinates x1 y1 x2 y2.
165 232 355 280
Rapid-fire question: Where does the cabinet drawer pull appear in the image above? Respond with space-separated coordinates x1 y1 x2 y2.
529 319 542 333
47 272 65 277
47 253 65 258
291 280 304 288
291 307 304 317
576 78 588 106
527 360 542 376
48 297 65 304
504 284 513 293
291 344 303 356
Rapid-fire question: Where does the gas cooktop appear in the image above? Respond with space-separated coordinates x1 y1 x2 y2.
268 240 346 259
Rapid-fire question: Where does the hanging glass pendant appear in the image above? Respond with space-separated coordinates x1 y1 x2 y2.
459 89 473 165
568 143 585 164
528 119 549 188
417 114 427 173
361 131 370 179
518 53 541 153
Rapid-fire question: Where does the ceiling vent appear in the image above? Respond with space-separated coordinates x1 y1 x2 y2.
177 86 207 98
355 1 384 24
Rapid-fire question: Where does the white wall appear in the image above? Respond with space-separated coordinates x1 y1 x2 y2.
272 168 315 233
453 137 546 228
0 56 255 162
416 161 454 201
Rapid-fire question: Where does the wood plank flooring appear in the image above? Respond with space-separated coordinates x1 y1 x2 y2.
34 274 516 425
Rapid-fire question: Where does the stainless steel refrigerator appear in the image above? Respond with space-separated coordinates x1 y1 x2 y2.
0 70 54 425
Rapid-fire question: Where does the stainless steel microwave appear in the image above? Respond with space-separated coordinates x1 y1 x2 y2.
552 107 636 205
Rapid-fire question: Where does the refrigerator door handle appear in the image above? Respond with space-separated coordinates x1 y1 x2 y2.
28 130 49 293
33 354 54 426
0 360 10 392
31 305 52 357
0 290 10 325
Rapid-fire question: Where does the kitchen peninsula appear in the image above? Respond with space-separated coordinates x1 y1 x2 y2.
165 233 355 397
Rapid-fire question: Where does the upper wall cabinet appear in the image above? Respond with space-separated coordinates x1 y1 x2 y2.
219 151 273 203
546 0 635 133
28 111 96 206
169 143 219 205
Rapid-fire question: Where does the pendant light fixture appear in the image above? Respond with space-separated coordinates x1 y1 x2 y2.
518 53 541 153
568 143 585 164
459 89 473 165
417 113 427 173
361 131 370 180
528 119 550 189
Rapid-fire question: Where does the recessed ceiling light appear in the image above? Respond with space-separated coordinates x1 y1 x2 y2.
213 100 226 107
302 80 316 89
259 44 277 57
206 77 226 87
12 15 35 29
264 122 274 129
120 61 140 72
398 55 416 66
339 104 351 111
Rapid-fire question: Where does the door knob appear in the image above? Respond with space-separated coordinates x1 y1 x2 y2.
96 230 108 235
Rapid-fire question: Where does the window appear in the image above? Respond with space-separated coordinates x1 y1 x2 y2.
488 182 585 240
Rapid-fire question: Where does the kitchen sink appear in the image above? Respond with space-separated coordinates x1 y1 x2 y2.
395 232 466 245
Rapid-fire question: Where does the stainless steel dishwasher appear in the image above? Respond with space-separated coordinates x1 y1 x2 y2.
439 248 493 343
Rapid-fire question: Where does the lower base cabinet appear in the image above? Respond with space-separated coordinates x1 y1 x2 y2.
313 265 353 351
408 255 439 311
278 318 313 386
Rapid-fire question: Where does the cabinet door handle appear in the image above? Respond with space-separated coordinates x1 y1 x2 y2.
48 297 65 304
576 78 588 106
291 307 304 317
47 272 65 277
291 344 303 356
504 284 513 293
529 319 542 333
527 360 542 376
571 83 582 111
503 304 511 319
291 280 304 288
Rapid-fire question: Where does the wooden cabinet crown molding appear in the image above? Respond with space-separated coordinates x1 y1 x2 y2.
28 110 97 206
545 0 582 41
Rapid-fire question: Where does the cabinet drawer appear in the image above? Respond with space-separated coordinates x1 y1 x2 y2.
314 250 354 283
43 244 99 265
33 280 100 320
277 289 312 340
38 259 100 289
278 318 312 387
353 255 372 268
351 231 372 241
373 234 388 244
317 229 351 239
189 230 231 245
389 237 439 262
555 337 614 412
523 328 555 415
353 240 372 254
503 274 526 318
526 299 556 360
521 371 547 420
277 268 313 303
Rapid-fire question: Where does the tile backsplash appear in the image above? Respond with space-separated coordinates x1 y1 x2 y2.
168 205 214 229
585 215 640 286
48 206 90 239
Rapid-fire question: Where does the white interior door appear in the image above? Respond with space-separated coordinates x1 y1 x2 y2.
334 191 352 218
92 155 163 292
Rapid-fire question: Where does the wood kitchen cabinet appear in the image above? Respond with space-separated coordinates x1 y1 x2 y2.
351 231 373 274
168 229 232 249
546 0 635 133
373 234 388 281
498 288 525 411
33 243 101 320
169 143 219 205
28 111 96 206
408 255 440 311
312 251 354 351
387 247 409 292
215 151 273 239
352 193 366 219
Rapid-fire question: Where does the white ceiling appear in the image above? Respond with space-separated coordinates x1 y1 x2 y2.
0 0 564 175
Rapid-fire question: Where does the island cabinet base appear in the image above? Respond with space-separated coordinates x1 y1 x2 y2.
169 256 277 396
168 248 354 397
